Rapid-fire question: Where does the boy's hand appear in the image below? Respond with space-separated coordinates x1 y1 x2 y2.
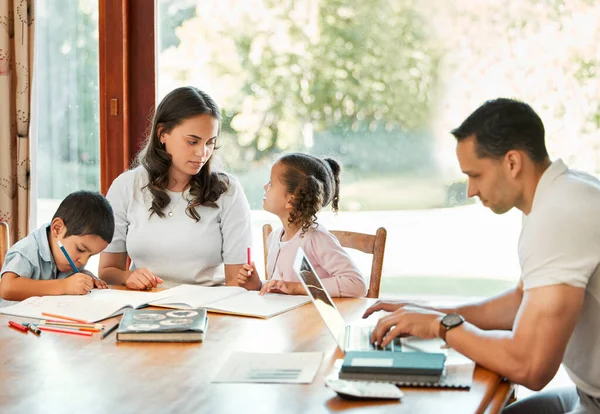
259 280 306 296
125 268 164 290
237 262 259 285
63 273 94 295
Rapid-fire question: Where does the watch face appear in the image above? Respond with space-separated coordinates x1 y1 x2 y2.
442 313 464 328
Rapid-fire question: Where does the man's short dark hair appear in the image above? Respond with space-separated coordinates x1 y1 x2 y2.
451 98 549 163
52 190 115 244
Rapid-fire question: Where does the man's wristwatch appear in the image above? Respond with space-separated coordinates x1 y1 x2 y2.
439 313 465 342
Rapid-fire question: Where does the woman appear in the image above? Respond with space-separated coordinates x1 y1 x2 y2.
99 87 251 289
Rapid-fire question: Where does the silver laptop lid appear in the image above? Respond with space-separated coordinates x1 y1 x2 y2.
293 247 347 350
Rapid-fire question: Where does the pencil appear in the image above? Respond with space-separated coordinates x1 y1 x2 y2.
43 325 100 333
101 322 119 339
42 321 104 330
57 240 80 273
247 247 251 265
38 326 93 337
41 312 89 324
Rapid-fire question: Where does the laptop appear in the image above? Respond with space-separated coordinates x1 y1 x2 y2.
293 247 445 354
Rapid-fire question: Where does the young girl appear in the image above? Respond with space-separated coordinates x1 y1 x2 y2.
238 153 367 298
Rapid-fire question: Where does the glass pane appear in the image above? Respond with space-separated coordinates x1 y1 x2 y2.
34 0 100 270
157 0 600 298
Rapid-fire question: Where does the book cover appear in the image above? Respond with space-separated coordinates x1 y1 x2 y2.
116 308 208 342
341 351 446 377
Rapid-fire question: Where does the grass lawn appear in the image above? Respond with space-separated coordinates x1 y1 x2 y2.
380 276 514 298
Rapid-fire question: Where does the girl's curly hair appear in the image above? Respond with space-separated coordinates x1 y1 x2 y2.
278 153 341 235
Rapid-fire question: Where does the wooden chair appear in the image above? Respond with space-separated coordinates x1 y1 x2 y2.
0 221 10 268
262 224 387 298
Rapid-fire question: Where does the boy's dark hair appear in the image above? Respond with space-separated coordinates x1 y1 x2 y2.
278 153 341 234
52 191 115 243
451 98 549 163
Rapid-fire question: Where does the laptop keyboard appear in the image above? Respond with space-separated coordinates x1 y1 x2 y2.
347 325 402 352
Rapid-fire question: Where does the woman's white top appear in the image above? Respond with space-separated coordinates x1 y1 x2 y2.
104 167 252 285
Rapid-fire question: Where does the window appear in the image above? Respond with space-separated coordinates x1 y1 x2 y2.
33 0 100 270
157 0 600 297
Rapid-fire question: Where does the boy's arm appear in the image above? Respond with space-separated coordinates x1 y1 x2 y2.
0 272 68 301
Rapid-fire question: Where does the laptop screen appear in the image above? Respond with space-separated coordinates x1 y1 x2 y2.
293 247 347 348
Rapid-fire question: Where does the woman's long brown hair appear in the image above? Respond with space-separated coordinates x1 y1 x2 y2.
136 86 229 221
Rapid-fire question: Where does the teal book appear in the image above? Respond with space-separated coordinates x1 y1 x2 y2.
116 308 208 342
339 351 446 383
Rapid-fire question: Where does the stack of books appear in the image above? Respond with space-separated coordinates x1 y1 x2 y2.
339 351 446 385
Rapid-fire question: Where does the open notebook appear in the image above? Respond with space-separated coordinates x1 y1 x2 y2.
0 289 172 323
148 284 311 319
0 285 311 322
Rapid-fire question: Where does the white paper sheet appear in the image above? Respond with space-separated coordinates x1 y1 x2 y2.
212 352 324 384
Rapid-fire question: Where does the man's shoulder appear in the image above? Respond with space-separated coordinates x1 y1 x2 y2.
550 168 600 200
535 168 600 218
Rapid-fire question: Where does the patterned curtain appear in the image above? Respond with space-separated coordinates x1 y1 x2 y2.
0 0 34 244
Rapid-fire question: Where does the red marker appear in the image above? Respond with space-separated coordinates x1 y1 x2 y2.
8 321 29 333
247 247 251 265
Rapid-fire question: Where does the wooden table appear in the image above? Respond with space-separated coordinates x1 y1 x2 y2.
0 297 511 414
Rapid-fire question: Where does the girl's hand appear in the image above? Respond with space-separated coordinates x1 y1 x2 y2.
125 268 163 290
237 263 257 285
259 280 306 296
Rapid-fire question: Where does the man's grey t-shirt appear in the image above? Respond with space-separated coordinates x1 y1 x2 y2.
519 159 600 397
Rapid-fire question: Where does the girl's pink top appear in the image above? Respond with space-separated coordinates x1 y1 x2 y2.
265 224 368 298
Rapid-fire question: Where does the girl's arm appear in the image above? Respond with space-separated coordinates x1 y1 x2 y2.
307 231 368 298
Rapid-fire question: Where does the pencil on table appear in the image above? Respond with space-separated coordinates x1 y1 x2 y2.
41 312 89 324
101 322 119 339
41 321 104 330
38 326 93 337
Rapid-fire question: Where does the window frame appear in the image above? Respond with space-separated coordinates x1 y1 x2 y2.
99 0 155 194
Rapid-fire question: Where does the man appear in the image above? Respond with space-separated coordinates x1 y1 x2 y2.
364 98 600 413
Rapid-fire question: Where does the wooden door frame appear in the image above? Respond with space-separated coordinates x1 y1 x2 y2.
99 0 155 194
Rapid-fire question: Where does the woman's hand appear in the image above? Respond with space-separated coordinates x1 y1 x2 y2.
125 268 163 290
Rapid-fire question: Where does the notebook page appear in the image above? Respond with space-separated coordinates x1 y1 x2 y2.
149 284 248 309
206 291 311 319
0 289 163 323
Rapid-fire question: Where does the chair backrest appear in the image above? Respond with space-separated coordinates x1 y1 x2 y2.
0 221 10 269
262 223 273 278
261 224 387 298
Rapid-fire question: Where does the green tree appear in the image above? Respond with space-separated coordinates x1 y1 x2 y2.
162 0 439 163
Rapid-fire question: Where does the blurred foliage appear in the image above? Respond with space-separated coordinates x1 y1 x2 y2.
160 0 439 165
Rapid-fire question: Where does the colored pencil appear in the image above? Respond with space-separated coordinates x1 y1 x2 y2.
41 312 89 324
101 322 119 339
38 326 93 337
247 247 251 265
57 240 80 273
42 321 103 330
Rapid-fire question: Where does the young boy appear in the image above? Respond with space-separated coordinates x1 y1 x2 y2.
0 190 115 301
